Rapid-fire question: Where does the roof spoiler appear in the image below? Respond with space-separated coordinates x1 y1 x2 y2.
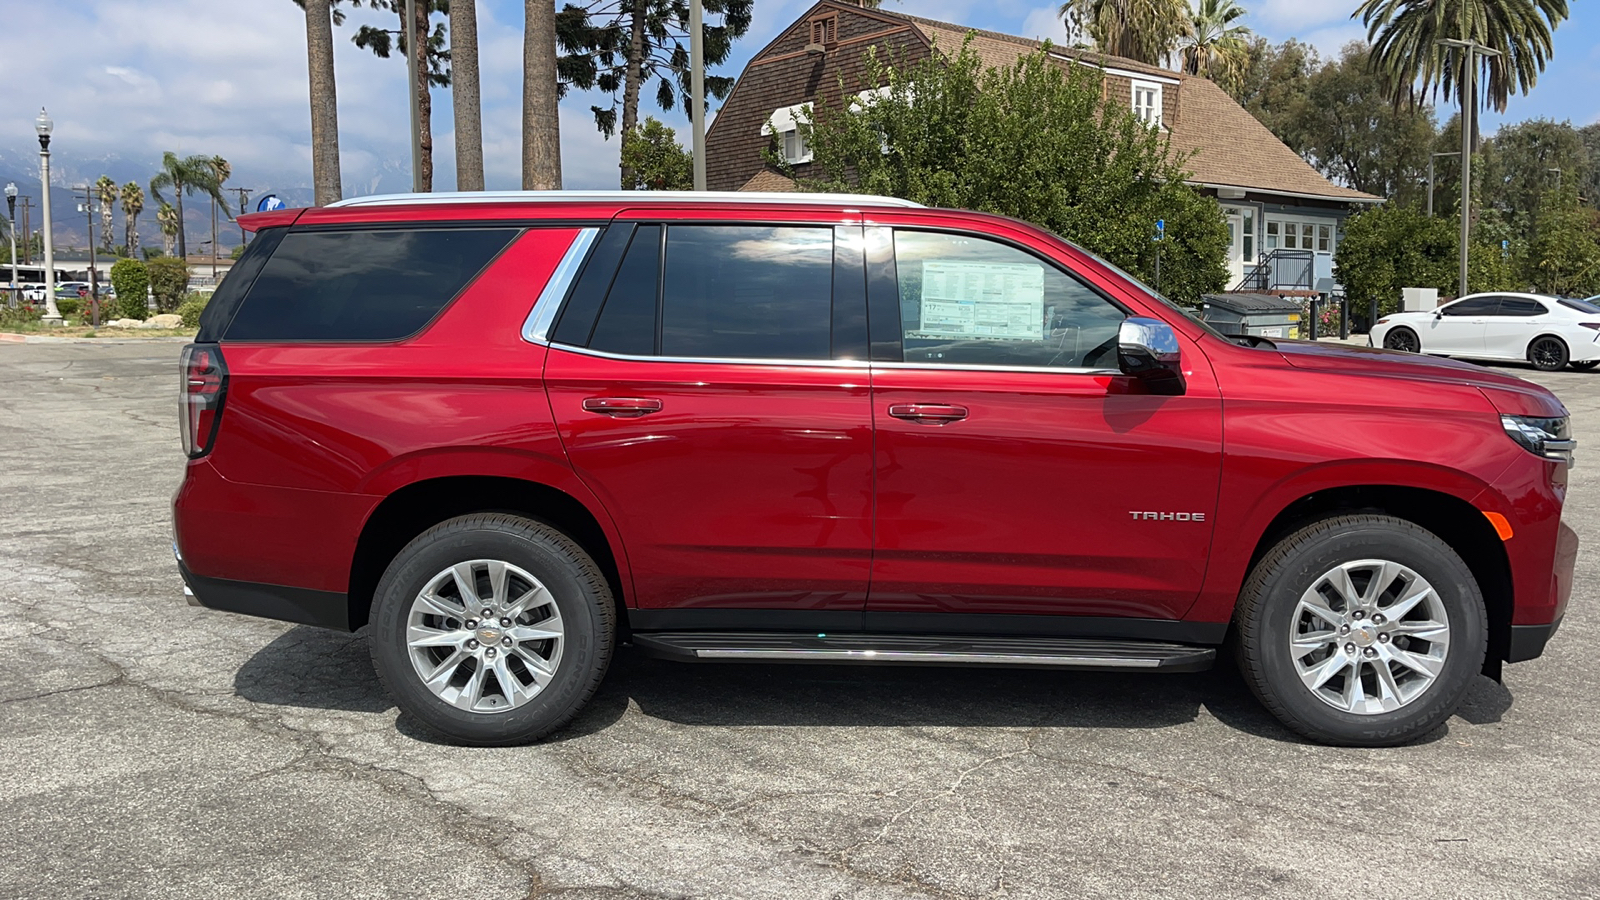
237 208 308 233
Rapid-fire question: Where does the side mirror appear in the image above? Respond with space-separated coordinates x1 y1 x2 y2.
1118 317 1186 396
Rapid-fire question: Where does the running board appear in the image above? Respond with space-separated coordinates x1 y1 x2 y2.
630 632 1215 672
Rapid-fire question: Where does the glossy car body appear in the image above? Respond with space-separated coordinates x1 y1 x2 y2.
173 194 1573 689
1371 291 1600 365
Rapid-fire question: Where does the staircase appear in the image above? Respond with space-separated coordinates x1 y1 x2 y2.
1233 249 1314 293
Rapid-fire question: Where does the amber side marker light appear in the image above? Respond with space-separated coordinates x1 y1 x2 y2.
1483 511 1514 541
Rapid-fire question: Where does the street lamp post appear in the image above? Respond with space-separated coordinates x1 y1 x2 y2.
1439 39 1501 299
5 183 16 308
1426 151 1460 218
690 0 706 190
36 107 62 323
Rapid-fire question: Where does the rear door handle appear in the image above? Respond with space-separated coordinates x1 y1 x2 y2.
888 403 969 423
582 397 663 417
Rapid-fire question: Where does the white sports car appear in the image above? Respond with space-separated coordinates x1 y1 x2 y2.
1370 291 1600 372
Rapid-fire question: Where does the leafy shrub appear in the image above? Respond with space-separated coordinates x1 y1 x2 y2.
110 258 151 320
55 296 82 317
177 293 210 329
0 304 42 328
147 257 190 313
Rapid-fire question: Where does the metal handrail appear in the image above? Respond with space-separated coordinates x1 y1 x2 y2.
1233 249 1314 292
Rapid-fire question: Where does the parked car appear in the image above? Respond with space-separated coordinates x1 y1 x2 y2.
174 192 1575 748
56 281 92 298
1371 291 1600 371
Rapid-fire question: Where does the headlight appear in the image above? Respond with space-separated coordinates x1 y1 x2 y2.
1501 414 1576 466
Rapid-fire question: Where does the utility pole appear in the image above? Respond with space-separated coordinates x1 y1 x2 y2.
18 197 32 265
5 184 16 307
690 0 706 190
231 187 253 244
72 185 101 327
1439 38 1501 299
404 0 424 193
1427 151 1460 218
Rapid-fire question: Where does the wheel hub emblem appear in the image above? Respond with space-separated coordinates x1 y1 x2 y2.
1352 624 1377 648
477 626 503 644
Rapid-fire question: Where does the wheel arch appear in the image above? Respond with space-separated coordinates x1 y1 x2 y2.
1526 332 1569 358
347 475 631 634
1244 485 1513 674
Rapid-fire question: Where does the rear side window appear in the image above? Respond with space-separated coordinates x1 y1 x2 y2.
1498 297 1547 317
660 225 833 360
224 228 518 341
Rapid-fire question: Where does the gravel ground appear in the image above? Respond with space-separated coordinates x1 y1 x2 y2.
1 341 1596 900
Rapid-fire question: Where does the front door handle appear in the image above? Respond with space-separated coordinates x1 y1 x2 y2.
582 397 663 417
888 403 969 424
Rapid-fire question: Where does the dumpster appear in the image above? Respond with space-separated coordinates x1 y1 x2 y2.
1199 293 1303 338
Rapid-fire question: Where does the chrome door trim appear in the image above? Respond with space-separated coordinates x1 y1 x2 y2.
521 227 602 344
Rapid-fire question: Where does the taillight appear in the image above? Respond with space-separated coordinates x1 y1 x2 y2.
1580 322 1600 331
179 343 228 458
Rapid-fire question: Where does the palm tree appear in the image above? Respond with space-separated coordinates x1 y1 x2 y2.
1058 0 1189 64
298 0 344 205
208 156 232 265
1179 0 1252 79
1355 0 1569 115
451 0 485 190
121 182 144 256
157 202 180 257
93 176 120 252
524 0 563 189
149 152 228 260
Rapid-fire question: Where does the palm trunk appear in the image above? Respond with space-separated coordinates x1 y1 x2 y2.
451 0 485 191
413 0 434 192
99 203 114 251
175 187 186 260
522 0 563 189
619 0 647 188
305 0 343 205
125 212 138 257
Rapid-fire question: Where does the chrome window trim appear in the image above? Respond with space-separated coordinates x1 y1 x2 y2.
545 340 1112 375
521 227 602 344
872 361 1117 376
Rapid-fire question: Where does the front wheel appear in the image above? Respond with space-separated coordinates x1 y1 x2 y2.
1383 327 1420 353
1529 336 1569 371
369 513 615 745
1234 515 1486 746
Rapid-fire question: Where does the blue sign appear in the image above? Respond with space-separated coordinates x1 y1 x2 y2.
1154 218 1165 241
1501 239 1510 260
256 194 286 212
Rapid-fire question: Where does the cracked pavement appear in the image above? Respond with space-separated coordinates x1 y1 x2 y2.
2 341 1599 899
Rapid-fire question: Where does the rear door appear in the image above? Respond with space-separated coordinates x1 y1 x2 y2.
1481 295 1548 358
1423 295 1499 355
543 211 875 615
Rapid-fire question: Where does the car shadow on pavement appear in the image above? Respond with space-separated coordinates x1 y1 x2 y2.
234 630 1515 746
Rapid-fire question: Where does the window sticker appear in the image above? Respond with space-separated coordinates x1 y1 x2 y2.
909 260 1045 342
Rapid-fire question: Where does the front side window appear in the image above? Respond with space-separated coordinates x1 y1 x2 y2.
661 225 834 360
892 230 1125 369
1442 296 1502 316
225 228 518 342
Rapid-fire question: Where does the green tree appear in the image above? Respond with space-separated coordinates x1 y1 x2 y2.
121 182 145 256
1355 0 1570 131
1580 122 1600 208
557 0 753 186
353 0 451 192
1057 0 1189 64
620 117 693 189
1179 0 1251 80
94 176 119 252
1222 37 1318 147
787 41 1228 303
1335 203 1515 313
1477 118 1588 236
1290 42 1437 204
1524 188 1600 295
149 152 229 259
147 257 191 313
109 258 151 320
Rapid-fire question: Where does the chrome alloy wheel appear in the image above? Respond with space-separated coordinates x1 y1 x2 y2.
1289 559 1451 715
405 559 564 713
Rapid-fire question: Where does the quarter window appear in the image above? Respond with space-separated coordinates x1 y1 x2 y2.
588 225 662 356
892 231 1125 369
661 225 834 360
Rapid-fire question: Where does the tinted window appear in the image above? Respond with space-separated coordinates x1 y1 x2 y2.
589 225 661 356
225 228 518 341
660 225 833 360
892 230 1124 369
1560 297 1600 315
1498 297 1548 317
551 225 633 346
196 226 287 342
1441 296 1501 316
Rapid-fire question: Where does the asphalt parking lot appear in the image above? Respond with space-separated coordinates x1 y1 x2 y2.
2 340 1598 900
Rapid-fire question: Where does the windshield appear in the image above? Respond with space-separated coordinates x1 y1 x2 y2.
1562 297 1600 315
1055 236 1236 342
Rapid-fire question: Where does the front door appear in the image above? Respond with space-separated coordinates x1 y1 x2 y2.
1221 205 1255 288
544 219 874 612
865 226 1223 624
1424 294 1500 355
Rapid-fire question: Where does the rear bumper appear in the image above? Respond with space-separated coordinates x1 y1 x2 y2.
178 557 352 631
1507 618 1563 663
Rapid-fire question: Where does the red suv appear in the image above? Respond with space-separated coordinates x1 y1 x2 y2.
174 192 1576 747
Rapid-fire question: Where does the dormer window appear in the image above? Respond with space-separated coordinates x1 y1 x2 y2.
762 103 815 164
810 15 837 46
1132 81 1162 128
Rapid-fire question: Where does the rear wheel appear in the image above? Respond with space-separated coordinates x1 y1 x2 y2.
1529 336 1569 371
369 513 615 745
1570 360 1599 371
1383 327 1420 353
1234 515 1486 746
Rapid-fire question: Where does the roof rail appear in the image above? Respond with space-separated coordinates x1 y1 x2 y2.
327 190 924 209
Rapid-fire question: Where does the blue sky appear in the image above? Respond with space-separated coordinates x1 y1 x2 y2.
2 0 1597 245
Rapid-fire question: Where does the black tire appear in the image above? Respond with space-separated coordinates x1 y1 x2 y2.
1571 360 1599 371
369 513 615 746
1528 335 1569 371
1383 327 1420 353
1233 515 1486 747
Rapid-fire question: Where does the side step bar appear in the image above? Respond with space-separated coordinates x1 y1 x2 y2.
631 632 1216 672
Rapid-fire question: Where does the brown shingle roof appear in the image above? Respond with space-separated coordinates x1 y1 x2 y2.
738 169 799 192
870 8 1380 204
